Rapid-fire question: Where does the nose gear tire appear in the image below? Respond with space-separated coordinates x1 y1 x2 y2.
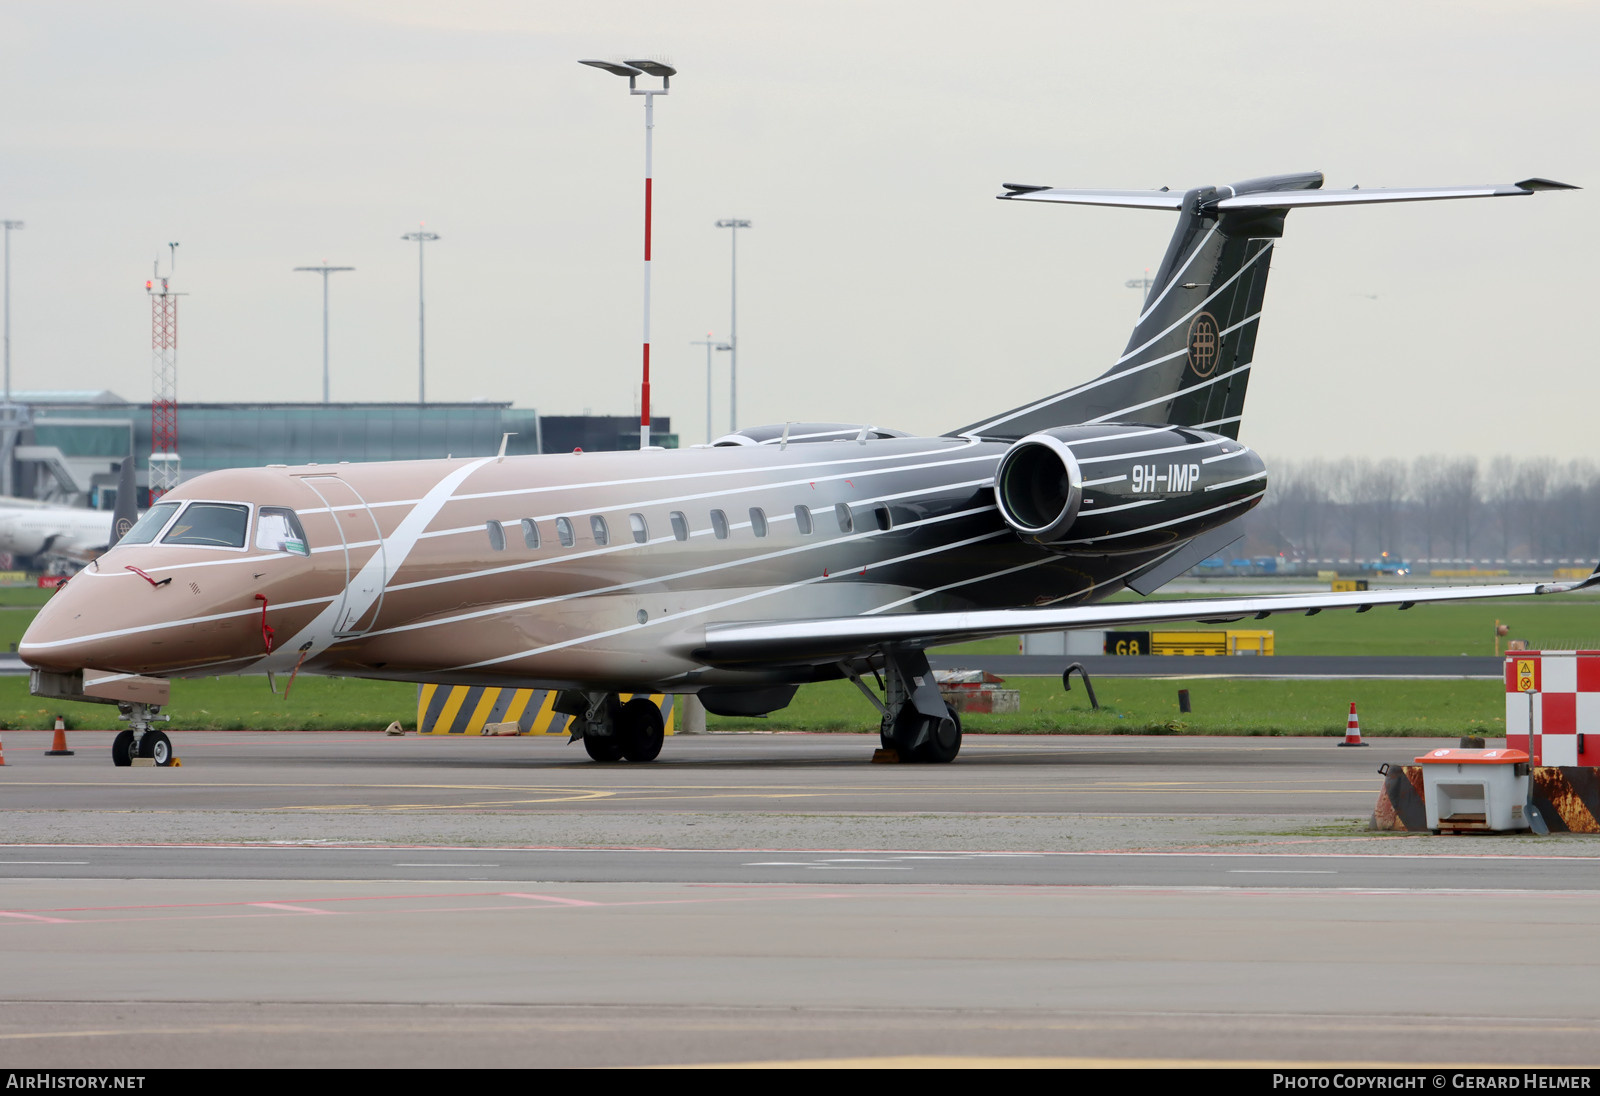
139 730 173 767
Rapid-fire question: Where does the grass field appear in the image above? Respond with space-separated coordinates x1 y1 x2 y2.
1 584 1586 737
5 673 1505 738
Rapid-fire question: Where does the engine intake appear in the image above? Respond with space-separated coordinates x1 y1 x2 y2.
994 425 1267 553
994 433 1083 540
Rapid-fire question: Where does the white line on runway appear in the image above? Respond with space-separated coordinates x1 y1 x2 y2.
392 863 500 867
1227 870 1338 875
0 861 88 865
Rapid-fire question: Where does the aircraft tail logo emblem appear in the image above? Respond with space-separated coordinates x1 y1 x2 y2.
1187 312 1219 378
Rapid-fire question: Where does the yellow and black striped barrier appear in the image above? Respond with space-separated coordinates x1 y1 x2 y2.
416 685 676 737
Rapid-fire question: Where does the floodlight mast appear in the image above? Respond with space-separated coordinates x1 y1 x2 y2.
715 218 751 432
579 57 676 450
2 220 23 496
690 333 730 444
401 227 440 403
293 264 355 403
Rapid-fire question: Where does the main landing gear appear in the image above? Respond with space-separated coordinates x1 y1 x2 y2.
846 648 963 763
112 702 174 767
560 692 665 764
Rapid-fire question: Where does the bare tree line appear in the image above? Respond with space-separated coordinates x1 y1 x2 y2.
1250 455 1600 564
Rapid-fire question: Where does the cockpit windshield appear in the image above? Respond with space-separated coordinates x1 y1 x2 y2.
161 502 251 549
255 507 310 556
116 501 181 546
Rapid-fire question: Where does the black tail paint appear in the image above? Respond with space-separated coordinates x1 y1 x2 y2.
955 171 1324 442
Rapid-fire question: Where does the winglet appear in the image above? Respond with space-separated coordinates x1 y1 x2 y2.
1514 178 1581 192
1535 556 1600 595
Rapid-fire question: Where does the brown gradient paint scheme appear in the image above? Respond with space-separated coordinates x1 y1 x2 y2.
22 438 1080 692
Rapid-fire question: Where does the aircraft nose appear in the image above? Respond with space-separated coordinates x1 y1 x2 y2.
19 578 118 672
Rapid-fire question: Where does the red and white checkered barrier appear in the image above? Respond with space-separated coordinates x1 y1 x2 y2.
1505 651 1600 766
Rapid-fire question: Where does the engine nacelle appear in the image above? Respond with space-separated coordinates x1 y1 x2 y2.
994 425 1267 553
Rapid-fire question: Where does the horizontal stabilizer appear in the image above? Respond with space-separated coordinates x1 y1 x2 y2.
1217 179 1579 210
999 177 1579 210
997 187 1184 209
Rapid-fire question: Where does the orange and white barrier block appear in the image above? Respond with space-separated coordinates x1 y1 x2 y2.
1505 651 1600 766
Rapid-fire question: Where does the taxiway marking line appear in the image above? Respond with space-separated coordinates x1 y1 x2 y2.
0 889 859 927
4 843 1598 864
0 911 73 923
659 1054 1521 1070
255 786 1377 811
391 862 500 867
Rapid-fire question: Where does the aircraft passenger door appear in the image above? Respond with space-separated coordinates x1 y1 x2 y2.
298 476 388 636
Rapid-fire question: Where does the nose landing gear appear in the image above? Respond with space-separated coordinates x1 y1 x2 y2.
112 703 174 767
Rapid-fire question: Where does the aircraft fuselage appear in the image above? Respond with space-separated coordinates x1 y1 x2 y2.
19 426 1265 694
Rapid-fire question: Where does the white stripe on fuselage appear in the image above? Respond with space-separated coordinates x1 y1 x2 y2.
288 437 984 518
252 458 495 673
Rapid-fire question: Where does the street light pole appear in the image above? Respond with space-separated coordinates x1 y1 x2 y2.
401 227 439 403
2 220 23 497
293 264 355 403
715 219 750 432
690 333 731 444
580 57 676 451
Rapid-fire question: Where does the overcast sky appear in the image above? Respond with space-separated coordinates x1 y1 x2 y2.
3 1 1594 460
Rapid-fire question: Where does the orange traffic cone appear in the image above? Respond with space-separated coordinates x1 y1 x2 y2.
0 731 6 765
1338 701 1368 747
45 715 73 757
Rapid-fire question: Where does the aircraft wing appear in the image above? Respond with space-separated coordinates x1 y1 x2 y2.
698 565 1600 666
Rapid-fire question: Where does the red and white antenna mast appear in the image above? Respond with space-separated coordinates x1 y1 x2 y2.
146 242 183 500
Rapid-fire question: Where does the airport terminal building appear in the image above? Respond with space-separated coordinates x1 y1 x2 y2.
1 393 674 507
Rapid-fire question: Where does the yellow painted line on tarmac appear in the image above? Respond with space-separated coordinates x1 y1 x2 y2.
1 779 1368 797
271 789 619 811
0 781 595 789
656 1055 1502 1069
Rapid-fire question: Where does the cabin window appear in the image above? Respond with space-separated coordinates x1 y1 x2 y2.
629 513 648 544
669 511 689 542
256 507 310 556
710 509 729 540
486 520 506 551
118 501 181 546
874 505 892 531
835 503 853 534
161 502 251 549
749 507 768 538
794 505 813 535
556 517 575 547
590 515 610 546
520 519 540 549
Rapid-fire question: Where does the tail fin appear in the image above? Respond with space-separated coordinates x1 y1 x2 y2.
955 171 1574 442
